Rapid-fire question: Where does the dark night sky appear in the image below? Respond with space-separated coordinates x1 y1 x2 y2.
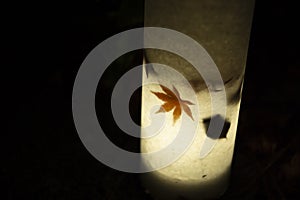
2 0 300 199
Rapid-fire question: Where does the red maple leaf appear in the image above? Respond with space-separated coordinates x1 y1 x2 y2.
151 84 194 124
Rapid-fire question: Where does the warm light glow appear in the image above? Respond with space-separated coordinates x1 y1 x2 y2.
141 0 254 199
141 62 242 199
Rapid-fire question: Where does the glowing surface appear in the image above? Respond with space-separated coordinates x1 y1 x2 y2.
141 0 254 199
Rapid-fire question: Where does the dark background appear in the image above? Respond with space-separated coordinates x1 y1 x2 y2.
2 0 300 199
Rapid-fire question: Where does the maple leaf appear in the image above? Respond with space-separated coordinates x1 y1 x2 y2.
151 84 194 124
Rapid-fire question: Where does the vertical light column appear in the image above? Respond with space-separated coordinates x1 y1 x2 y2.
141 0 254 199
